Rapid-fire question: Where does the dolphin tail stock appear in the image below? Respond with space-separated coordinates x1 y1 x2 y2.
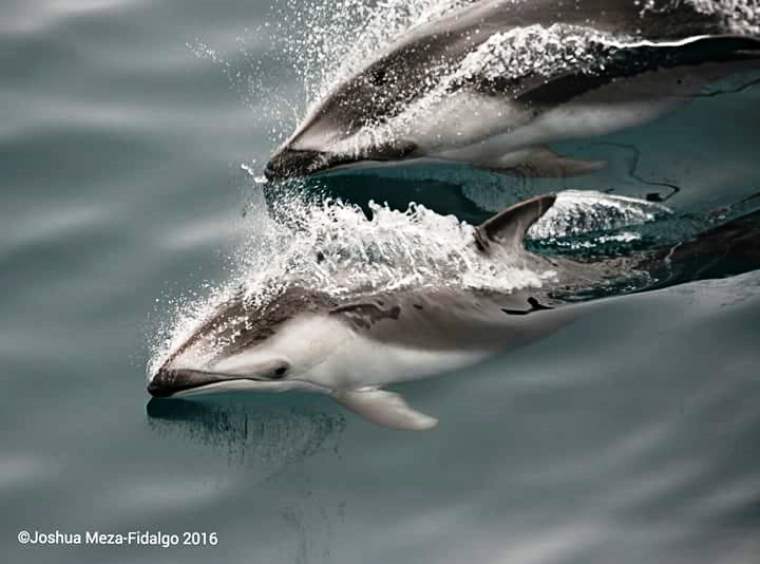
332 388 438 431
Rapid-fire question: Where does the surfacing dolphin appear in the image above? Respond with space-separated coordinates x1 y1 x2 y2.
148 194 760 430
265 0 760 180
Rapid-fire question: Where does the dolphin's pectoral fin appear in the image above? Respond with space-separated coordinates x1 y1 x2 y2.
483 146 606 178
333 388 438 431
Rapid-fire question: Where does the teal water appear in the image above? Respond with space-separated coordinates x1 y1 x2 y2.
2 1 760 563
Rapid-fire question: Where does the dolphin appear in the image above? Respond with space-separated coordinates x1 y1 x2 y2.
265 0 760 180
147 193 760 430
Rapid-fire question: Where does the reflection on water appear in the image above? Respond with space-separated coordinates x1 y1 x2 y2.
147 397 345 468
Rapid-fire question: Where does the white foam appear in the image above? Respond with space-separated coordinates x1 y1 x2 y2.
234 192 557 300
529 190 673 240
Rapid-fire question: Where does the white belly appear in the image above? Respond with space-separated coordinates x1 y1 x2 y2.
307 332 489 391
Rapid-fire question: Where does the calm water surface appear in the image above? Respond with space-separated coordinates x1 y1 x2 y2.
1 1 759 563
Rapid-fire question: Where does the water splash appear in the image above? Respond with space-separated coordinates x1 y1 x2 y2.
274 0 474 104
234 188 560 300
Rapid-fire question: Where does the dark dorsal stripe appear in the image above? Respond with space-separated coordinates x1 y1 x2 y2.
511 35 760 108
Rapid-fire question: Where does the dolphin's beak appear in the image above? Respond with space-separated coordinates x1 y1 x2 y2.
147 368 266 398
264 147 363 181
264 147 332 181
148 369 219 397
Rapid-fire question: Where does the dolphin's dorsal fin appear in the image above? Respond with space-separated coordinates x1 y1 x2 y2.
333 388 438 431
474 194 556 252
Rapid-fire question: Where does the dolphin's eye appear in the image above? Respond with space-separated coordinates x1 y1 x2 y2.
369 67 387 86
270 363 289 380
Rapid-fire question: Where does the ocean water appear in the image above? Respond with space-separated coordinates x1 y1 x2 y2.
2 1 760 563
